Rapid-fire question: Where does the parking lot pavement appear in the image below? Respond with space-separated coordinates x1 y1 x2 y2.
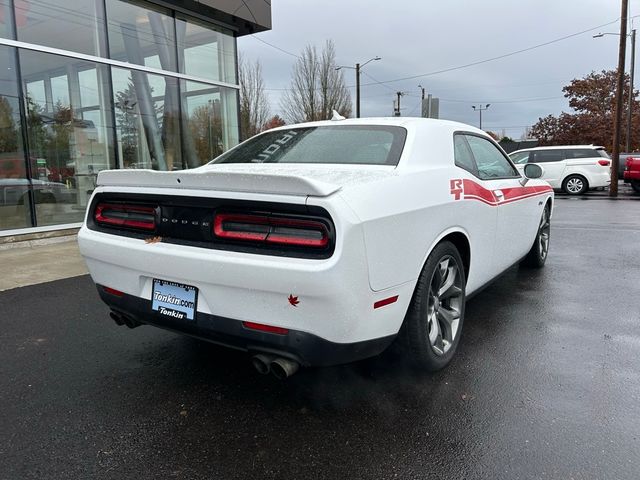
1 198 639 480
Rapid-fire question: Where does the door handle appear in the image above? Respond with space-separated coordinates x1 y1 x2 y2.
494 190 504 199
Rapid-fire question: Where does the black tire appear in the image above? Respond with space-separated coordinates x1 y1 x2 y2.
522 204 551 268
396 241 466 371
562 174 588 195
631 180 640 194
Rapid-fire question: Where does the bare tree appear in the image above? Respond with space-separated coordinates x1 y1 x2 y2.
281 40 352 123
239 54 270 141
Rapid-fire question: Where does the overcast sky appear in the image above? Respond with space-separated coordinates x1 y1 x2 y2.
237 0 640 138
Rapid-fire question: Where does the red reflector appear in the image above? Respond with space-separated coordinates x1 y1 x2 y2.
95 203 156 231
598 160 610 167
374 295 399 309
103 286 124 297
242 321 289 335
214 213 329 248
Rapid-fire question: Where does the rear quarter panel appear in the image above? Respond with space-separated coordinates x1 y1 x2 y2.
336 166 497 295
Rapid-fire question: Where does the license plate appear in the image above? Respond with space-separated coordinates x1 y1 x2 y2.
151 279 198 321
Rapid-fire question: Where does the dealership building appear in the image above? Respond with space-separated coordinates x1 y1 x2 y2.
0 0 270 236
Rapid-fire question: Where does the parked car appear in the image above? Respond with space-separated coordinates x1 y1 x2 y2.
623 155 640 193
509 145 611 195
0 178 75 207
618 152 640 180
78 118 553 378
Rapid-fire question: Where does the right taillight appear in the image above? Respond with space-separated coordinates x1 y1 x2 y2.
213 212 330 248
94 203 157 231
598 159 610 167
627 157 635 169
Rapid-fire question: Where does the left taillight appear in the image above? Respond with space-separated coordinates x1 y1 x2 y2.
94 203 157 231
213 212 330 248
598 159 611 167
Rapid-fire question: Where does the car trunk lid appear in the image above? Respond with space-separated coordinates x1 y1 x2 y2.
96 164 396 198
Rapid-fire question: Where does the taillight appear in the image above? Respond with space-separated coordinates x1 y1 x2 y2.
627 157 636 168
242 321 289 335
94 203 157 231
598 159 610 167
214 212 329 248
103 286 124 297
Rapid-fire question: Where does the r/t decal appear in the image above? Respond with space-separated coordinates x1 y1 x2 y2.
450 179 463 200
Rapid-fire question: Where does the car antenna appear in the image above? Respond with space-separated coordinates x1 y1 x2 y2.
331 110 346 121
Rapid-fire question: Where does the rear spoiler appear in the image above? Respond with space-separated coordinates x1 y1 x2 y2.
96 169 341 197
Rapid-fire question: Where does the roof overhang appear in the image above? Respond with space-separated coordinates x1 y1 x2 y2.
160 0 271 36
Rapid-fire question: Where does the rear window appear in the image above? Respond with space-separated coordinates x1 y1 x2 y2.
565 148 603 159
211 126 407 166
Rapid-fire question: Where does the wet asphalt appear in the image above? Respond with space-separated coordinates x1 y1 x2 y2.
1 198 640 480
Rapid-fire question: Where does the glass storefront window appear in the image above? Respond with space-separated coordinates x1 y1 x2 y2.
182 80 239 166
176 15 237 84
107 1 177 72
0 0 15 39
112 66 181 170
0 46 31 231
14 0 107 57
1 2 241 232
20 49 116 227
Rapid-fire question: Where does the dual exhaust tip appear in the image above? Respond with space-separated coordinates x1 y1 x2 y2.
110 311 141 329
110 311 298 377
252 354 299 379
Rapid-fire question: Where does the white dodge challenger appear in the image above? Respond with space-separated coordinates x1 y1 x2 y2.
78 118 553 378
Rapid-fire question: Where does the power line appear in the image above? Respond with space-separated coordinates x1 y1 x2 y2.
255 17 621 92
357 17 621 88
249 35 301 59
439 95 564 104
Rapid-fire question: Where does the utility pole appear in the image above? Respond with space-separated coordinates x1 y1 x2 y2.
336 56 381 118
472 104 491 130
626 28 636 152
396 91 405 116
610 0 629 197
355 63 361 119
594 26 636 152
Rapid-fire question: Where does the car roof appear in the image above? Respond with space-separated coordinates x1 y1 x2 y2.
268 117 487 136
510 145 605 154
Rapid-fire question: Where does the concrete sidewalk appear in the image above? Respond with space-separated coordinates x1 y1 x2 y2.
0 238 87 291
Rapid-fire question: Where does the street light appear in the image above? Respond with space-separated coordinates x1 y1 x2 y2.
336 56 381 118
594 29 636 152
472 104 491 130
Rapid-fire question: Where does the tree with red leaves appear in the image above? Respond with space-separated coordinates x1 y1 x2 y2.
263 115 286 130
530 70 639 151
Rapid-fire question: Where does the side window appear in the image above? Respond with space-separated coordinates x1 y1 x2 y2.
531 150 565 163
454 134 477 174
464 135 519 180
509 151 530 164
565 149 599 159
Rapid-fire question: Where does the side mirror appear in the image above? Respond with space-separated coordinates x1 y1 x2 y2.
524 163 544 179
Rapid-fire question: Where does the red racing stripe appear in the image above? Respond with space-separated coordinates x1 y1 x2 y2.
460 179 552 206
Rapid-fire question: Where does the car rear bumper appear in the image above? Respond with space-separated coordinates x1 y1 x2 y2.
98 284 395 366
624 170 640 181
78 222 414 346
587 171 611 188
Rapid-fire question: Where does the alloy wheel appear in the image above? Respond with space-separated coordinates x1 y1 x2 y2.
538 208 550 260
566 177 584 194
426 256 463 355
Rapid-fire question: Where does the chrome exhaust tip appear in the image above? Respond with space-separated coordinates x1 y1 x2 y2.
270 357 300 379
251 354 275 375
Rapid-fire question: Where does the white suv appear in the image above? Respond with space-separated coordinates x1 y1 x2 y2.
509 145 611 195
